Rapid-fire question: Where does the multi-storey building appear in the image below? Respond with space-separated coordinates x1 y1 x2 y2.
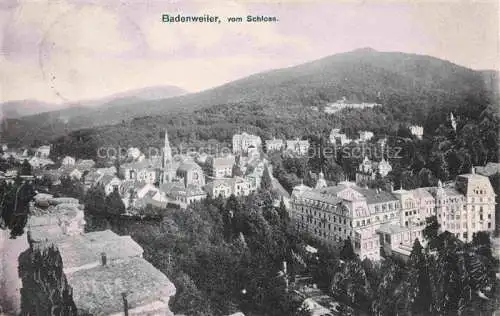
330 128 352 146
290 168 496 261
290 181 399 261
286 138 310 156
265 138 284 152
232 133 262 154
355 156 392 184
212 156 235 178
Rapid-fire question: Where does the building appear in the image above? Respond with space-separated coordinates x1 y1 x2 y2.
442 169 496 241
75 159 96 172
232 132 262 154
286 138 310 156
61 156 76 166
176 162 205 188
329 128 352 146
409 125 424 140
205 176 252 198
475 162 500 177
212 155 235 178
355 156 392 184
265 138 284 152
35 145 51 158
28 156 55 169
358 131 374 142
97 174 122 196
127 147 143 161
160 182 207 209
122 160 159 184
60 166 84 181
290 168 496 261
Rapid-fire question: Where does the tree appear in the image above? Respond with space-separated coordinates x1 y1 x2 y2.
423 215 440 248
406 239 433 314
105 187 125 215
83 184 106 214
19 245 77 316
261 165 272 190
20 159 32 176
340 237 356 261
232 163 243 177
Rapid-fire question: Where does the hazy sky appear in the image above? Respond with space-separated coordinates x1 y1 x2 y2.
0 0 498 104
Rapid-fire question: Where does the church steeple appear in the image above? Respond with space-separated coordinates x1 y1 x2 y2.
163 130 172 166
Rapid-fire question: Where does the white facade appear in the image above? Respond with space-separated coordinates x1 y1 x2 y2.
358 131 374 142
290 169 497 261
232 133 262 154
286 139 310 155
409 125 424 139
61 156 76 166
265 138 284 152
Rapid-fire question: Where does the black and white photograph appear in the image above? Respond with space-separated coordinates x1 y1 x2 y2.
0 0 499 315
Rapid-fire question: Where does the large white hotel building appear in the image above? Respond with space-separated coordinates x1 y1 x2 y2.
289 168 496 261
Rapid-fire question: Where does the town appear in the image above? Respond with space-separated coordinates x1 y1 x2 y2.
0 112 499 315
0 1 498 314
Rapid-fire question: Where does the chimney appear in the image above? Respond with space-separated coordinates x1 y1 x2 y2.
101 252 107 266
122 292 129 316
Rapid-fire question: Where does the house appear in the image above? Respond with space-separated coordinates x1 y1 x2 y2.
122 160 159 184
96 174 122 195
475 162 500 177
60 167 84 181
127 147 143 161
265 138 284 152
358 131 374 142
160 182 207 209
35 145 51 158
75 159 95 172
82 170 104 189
355 156 392 184
232 133 262 154
205 177 252 198
212 156 235 178
176 161 205 188
409 125 423 139
28 157 55 169
61 156 76 166
286 139 310 156
330 128 352 146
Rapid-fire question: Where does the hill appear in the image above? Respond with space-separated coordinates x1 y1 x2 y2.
3 48 497 146
0 85 187 119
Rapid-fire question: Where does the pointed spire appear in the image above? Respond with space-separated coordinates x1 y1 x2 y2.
438 179 443 188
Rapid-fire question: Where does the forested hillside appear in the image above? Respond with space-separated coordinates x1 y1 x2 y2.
3 49 496 147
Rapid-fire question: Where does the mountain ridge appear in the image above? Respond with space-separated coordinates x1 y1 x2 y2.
3 49 497 146
0 85 188 119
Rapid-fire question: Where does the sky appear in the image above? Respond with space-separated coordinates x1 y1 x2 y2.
0 0 498 104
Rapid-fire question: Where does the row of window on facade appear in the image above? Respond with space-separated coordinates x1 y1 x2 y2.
442 221 492 230
355 212 399 227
